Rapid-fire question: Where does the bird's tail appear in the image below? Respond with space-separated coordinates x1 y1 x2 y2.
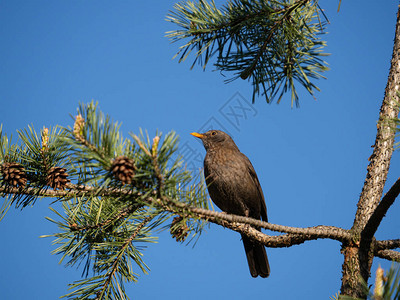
241 234 270 278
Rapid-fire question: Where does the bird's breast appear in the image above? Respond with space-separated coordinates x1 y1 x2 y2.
205 150 247 179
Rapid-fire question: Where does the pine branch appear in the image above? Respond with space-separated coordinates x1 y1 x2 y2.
98 215 153 300
0 184 351 245
362 177 400 241
46 196 160 299
1 104 207 300
207 220 349 247
352 11 400 236
375 239 400 251
239 0 310 80
11 182 400 256
374 250 400 262
160 195 350 241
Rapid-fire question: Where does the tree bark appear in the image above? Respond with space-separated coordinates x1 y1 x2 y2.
340 4 400 298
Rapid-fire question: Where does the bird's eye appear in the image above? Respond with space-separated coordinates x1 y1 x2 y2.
211 131 217 136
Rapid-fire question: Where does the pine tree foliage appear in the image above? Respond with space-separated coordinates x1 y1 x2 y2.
166 0 329 106
0 124 71 208
0 102 209 299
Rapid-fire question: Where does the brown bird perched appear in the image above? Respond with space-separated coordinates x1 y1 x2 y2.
191 130 270 278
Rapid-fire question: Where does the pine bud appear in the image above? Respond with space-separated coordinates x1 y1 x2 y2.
374 266 385 299
73 114 85 140
152 136 160 157
41 127 49 151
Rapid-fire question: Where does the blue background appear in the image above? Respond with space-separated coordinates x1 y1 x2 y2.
0 1 399 299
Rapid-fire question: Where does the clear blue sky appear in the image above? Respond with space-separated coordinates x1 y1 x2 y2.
0 1 399 299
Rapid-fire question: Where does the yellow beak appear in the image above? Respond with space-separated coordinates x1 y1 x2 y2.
190 132 205 139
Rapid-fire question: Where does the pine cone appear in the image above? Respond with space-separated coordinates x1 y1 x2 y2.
47 167 70 190
1 162 27 187
170 216 189 242
111 156 135 185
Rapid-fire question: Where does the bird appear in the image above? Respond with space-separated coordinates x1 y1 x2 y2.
191 130 270 278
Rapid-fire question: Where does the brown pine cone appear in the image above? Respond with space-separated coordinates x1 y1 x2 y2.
111 156 135 185
1 162 27 187
170 216 189 242
47 167 70 190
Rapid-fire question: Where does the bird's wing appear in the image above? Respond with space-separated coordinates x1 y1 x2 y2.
241 153 268 222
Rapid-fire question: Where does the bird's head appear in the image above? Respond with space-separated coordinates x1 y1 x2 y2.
190 130 238 151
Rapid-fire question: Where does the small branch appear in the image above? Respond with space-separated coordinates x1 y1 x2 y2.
362 177 400 240
375 239 400 251
0 184 136 198
240 18 281 79
74 131 104 158
374 249 400 262
0 184 351 245
210 220 344 248
159 196 351 242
